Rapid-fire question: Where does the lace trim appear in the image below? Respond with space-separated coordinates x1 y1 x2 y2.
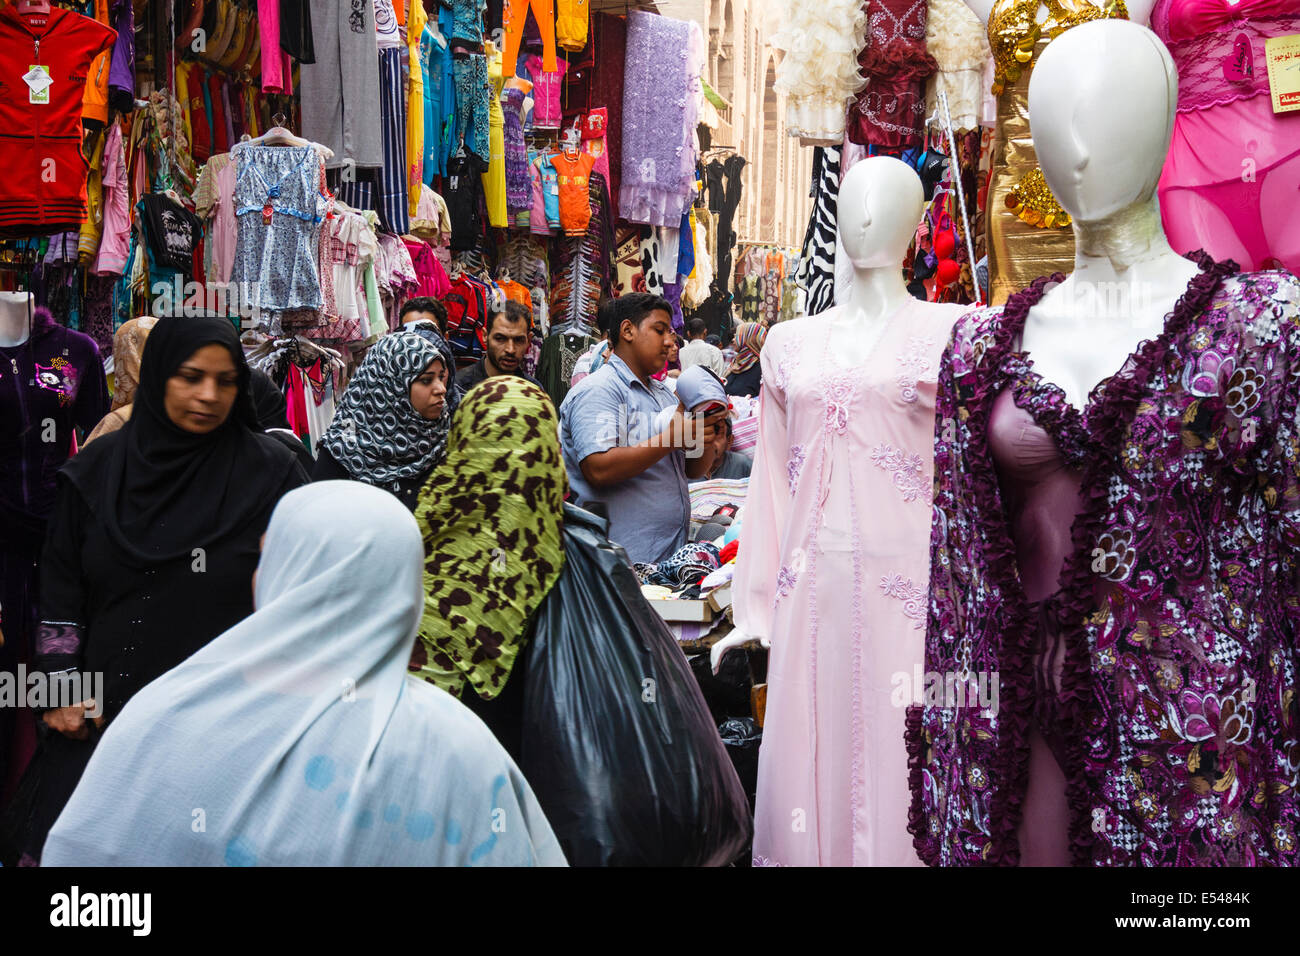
896 334 936 403
871 443 927 502
787 444 807 495
880 574 927 628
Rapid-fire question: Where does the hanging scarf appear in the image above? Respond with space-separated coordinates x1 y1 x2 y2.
61 316 301 564
411 377 567 700
319 329 460 487
728 320 768 376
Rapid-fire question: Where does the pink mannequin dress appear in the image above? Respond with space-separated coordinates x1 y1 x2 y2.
1154 0 1300 273
733 298 967 866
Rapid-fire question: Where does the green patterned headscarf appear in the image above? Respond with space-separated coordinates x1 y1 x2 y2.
410 376 567 699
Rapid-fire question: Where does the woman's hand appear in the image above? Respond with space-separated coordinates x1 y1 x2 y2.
42 700 98 739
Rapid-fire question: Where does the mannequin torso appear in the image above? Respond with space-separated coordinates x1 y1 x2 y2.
0 292 33 348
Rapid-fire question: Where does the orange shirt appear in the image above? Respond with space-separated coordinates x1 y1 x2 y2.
551 149 596 237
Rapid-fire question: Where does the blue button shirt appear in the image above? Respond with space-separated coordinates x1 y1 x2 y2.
559 354 689 565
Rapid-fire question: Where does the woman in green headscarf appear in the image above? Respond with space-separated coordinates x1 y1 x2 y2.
409 376 567 756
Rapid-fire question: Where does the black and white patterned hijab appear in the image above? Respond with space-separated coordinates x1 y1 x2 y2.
320 329 461 488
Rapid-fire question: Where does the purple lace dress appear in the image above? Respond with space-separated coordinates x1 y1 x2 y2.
910 253 1300 866
618 11 703 227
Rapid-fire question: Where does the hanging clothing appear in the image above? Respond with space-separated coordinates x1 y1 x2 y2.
420 9 456 182
924 0 990 132
848 0 937 148
230 144 327 326
503 81 532 212
548 172 613 333
299 0 383 170
503 0 558 73
405 0 427 217
411 376 566 699
551 149 596 236
797 146 841 317
525 54 568 129
0 307 107 793
733 300 966 866
910 258 1300 866
564 12 625 218
42 480 566 867
446 152 490 251
454 52 491 162
0 5 116 237
770 0 866 145
618 12 703 227
483 43 508 228
315 328 460 507
377 47 411 234
258 0 294 94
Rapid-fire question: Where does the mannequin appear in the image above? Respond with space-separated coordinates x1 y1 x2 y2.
908 19 1300 867
0 304 108 799
967 0 1137 305
0 292 32 347
723 157 968 867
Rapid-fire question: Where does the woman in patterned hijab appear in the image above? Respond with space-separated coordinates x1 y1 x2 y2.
410 377 566 733
724 321 767 398
313 328 462 510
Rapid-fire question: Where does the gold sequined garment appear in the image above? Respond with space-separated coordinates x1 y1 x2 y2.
985 0 1127 305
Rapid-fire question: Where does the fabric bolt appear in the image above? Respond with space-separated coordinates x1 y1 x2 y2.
1152 0 1300 274
298 0 383 169
559 352 689 565
771 0 866 145
618 12 702 227
411 376 566 699
910 257 1300 867
733 300 965 867
317 327 460 493
42 481 566 867
454 53 491 162
230 144 327 326
503 0 557 73
0 6 115 237
258 0 294 93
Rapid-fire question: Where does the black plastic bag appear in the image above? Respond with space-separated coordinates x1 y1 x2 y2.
522 503 752 866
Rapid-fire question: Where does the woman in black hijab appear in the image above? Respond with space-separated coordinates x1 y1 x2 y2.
0 318 307 865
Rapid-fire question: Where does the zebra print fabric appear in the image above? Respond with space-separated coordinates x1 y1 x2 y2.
796 146 841 317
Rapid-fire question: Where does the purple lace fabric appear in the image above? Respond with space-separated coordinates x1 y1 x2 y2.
1151 0 1300 112
618 12 703 227
909 253 1300 866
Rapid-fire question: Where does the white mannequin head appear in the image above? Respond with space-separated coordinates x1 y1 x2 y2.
1028 19 1177 223
837 156 925 269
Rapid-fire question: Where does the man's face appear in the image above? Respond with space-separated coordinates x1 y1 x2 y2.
623 309 675 378
485 314 530 375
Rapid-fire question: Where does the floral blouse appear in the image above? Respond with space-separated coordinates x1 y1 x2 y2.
909 253 1300 866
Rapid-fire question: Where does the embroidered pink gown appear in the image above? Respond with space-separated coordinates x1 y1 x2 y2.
733 299 968 866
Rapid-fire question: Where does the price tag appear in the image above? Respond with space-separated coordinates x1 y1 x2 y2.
1265 34 1300 113
24 65 51 104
